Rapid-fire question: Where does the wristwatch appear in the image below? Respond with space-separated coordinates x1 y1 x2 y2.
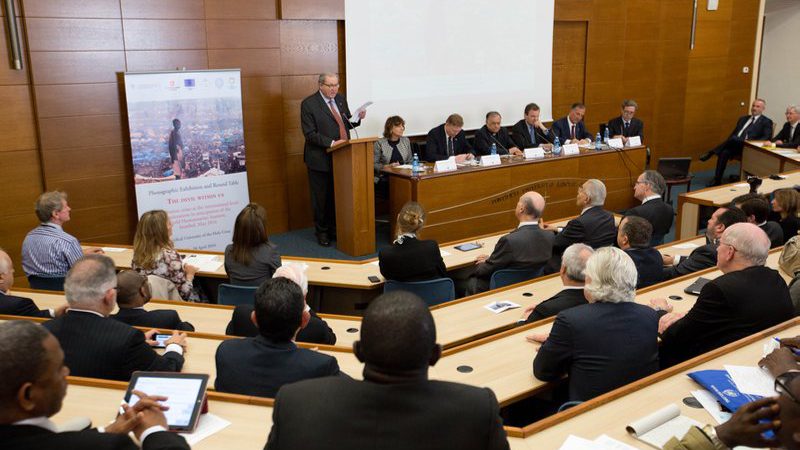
702 424 729 450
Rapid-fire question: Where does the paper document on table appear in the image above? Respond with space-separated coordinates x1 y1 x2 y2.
626 403 703 448
352 101 373 119
368 260 380 266
558 435 600 450
101 247 127 253
734 183 749 187
691 389 731 424
671 243 699 250
484 301 521 314
593 435 639 450
440 250 451 257
394 164 412 169
179 413 231 445
724 365 776 397
182 254 223 272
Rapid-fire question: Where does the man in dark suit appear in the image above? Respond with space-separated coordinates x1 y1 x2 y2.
265 290 509 450
771 105 800 149
625 170 674 245
736 196 784 248
225 264 336 345
699 99 774 186
606 99 644 144
0 321 189 450
661 206 746 280
521 243 593 324
0 248 66 318
300 73 364 247
511 103 553 150
110 271 194 331
423 113 475 162
532 247 659 402
549 102 593 144
617 216 665 288
43 255 186 381
652 223 795 368
215 277 341 398
466 192 554 295
474 111 522 156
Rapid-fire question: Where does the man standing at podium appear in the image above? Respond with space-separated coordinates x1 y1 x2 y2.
301 73 365 247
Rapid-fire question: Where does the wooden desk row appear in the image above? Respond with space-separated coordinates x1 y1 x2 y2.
741 140 800 179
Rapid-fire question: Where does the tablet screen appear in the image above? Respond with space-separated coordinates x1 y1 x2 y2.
125 373 208 431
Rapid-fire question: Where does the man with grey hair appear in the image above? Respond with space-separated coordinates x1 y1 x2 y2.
651 223 794 367
770 105 800 149
624 170 674 245
532 247 659 402
0 248 66 318
606 99 643 144
21 191 102 289
466 191 553 295
300 73 365 247
474 111 522 156
520 243 593 324
43 255 187 381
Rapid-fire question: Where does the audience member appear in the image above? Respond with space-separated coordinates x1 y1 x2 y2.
0 248 66 318
224 203 282 287
423 113 475 162
215 277 340 398
606 99 643 144
465 192 553 295
772 188 800 244
0 321 190 450
110 270 195 331
625 170 674 245
618 216 666 288
532 247 659 402
549 103 592 144
520 244 593 324
265 291 510 450
652 223 794 368
474 111 522 156
43 255 187 381
511 103 553 150
770 105 800 149
132 210 200 302
379 201 447 283
738 196 784 248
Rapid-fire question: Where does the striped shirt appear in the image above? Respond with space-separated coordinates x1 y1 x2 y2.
21 223 83 277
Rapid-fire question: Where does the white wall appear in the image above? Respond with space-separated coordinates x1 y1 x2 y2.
757 0 800 125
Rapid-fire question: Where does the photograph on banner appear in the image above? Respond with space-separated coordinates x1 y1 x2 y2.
124 69 250 251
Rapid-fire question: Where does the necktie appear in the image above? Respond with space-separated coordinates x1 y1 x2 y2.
791 125 796 141
529 125 535 144
737 116 754 138
624 121 630 135
570 124 576 140
447 137 454 156
328 99 347 141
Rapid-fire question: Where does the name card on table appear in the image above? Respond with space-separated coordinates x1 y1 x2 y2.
562 143 580 155
524 147 545 159
480 154 501 167
434 156 458 173
627 136 642 147
607 137 624 148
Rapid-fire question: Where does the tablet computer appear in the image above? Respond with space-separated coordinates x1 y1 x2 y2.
455 242 482 252
123 372 209 432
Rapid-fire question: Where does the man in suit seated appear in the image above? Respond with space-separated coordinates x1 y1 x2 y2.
651 223 795 368
520 243 593 324
606 99 644 144
265 290 510 450
662 206 746 280
474 111 522 156
225 263 336 345
43 255 187 381
543 179 617 271
511 103 553 150
617 216 665 288
532 247 659 402
0 248 66 318
549 102 593 145
0 321 189 450
465 191 554 295
699 99 774 186
625 170 674 245
423 113 475 162
215 277 341 398
110 271 194 332
770 105 800 149
736 196 784 248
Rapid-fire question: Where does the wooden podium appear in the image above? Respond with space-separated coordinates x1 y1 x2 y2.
327 138 377 256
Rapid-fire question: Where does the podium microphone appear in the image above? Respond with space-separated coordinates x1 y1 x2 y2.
338 101 360 140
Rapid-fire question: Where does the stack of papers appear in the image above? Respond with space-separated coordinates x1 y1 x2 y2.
626 404 702 448
558 434 638 450
182 254 223 272
179 413 231 445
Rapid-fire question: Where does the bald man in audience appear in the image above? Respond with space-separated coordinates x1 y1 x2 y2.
110 270 194 331
0 248 66 318
465 191 554 295
0 321 189 450
651 223 794 368
265 291 509 450
43 255 187 381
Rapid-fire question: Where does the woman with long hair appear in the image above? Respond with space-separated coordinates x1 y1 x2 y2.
378 201 446 282
772 188 800 243
224 203 282 286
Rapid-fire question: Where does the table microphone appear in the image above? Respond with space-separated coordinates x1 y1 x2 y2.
489 134 508 154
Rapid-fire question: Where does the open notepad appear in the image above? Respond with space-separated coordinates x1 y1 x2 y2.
625 404 702 448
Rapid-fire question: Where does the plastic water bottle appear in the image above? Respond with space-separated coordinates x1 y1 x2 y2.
411 153 420 175
595 132 602 151
490 143 497 156
603 127 610 144
553 137 561 155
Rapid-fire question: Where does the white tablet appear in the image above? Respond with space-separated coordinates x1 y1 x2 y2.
123 372 209 432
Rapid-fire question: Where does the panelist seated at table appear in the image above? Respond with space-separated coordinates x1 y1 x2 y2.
215 278 342 398
511 102 553 150
606 99 644 144
373 115 412 175
549 102 593 145
0 321 190 450
618 216 666 289
624 170 674 245
652 223 795 368
771 188 800 243
0 248 66 318
531 247 659 403
473 111 522 156
379 202 447 283
735 195 784 249
110 271 194 332
661 206 746 280
44 255 187 381
265 291 510 450
770 105 800 149
465 192 553 295
422 113 475 162
520 243 593 324
224 203 282 287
